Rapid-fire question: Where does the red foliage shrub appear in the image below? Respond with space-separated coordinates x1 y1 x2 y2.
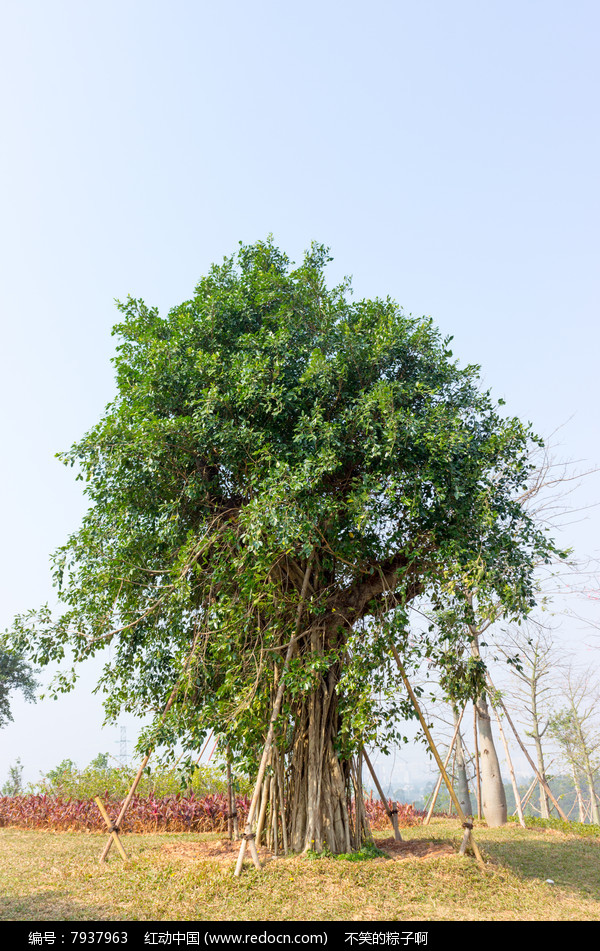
364 798 424 830
0 793 249 833
0 793 423 834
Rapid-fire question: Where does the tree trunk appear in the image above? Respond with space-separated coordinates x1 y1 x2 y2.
286 663 364 853
530 668 551 818
453 704 473 818
569 763 586 823
573 718 600 826
535 769 550 818
475 692 507 826
470 629 507 827
582 762 600 825
473 705 482 819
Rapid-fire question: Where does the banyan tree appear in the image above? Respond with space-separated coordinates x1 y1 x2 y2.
10 239 559 855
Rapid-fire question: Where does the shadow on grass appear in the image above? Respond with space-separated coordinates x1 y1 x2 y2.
480 833 600 899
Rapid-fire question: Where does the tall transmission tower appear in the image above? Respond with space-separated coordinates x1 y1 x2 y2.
117 726 128 766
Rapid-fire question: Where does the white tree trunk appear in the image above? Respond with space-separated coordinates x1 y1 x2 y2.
470 628 507 826
475 693 507 826
453 704 473 818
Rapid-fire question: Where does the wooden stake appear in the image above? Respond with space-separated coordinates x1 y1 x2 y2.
390 644 486 871
362 748 402 841
235 832 261 872
459 821 475 856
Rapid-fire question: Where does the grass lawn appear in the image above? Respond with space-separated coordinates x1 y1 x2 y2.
1 819 599 922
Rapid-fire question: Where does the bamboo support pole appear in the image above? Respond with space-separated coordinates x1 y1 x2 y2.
99 752 151 863
246 833 262 869
516 777 537 816
390 644 485 871
234 551 315 876
255 773 271 846
424 703 467 826
485 673 569 822
226 748 236 841
94 797 128 862
449 747 457 816
99 638 202 863
491 702 526 828
195 730 214 767
234 835 248 874
362 748 402 841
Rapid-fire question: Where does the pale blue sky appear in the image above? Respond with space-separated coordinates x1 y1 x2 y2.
1 1 599 786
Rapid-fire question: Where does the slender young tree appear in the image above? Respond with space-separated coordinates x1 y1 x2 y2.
423 440 588 828
9 239 559 852
419 610 508 827
548 666 600 825
452 702 473 818
1 758 25 796
423 628 478 820
498 620 561 818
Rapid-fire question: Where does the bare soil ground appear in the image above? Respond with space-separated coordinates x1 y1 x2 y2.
375 835 456 859
160 834 456 865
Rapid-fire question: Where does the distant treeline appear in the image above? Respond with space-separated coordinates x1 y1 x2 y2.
389 773 599 823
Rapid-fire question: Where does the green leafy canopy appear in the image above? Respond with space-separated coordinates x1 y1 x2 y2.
8 238 559 766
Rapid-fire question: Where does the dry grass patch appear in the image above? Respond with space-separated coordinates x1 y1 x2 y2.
1 820 599 922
